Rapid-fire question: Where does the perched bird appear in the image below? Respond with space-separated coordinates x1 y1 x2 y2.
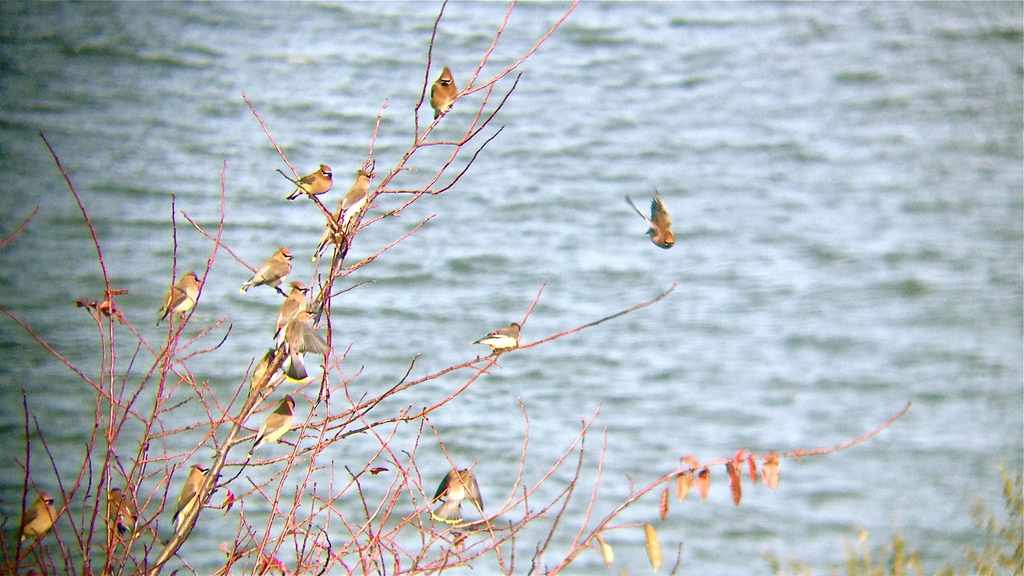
107 488 137 537
250 349 277 395
240 247 293 293
248 395 296 458
20 492 57 541
285 164 333 200
431 468 483 525
172 464 209 532
314 169 373 260
281 309 330 382
156 271 200 326
275 282 309 343
430 66 457 119
471 322 521 353
625 192 675 249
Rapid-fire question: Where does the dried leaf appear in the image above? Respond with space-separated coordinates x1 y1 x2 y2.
696 469 711 501
644 523 662 572
680 455 699 469
257 556 287 574
659 486 670 521
97 299 117 316
675 471 693 502
596 535 614 566
726 461 742 506
368 467 389 476
747 454 758 484
763 452 780 489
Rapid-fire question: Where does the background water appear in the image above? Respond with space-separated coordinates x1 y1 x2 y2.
0 2 1021 575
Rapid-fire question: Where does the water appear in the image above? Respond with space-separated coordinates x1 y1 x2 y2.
0 2 1021 574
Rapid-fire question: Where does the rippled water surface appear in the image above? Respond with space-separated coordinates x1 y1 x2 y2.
0 2 1021 575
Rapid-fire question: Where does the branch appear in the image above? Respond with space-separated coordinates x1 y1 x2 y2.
0 205 40 248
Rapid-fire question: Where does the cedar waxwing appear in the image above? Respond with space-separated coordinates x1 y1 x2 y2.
285 164 333 200
275 282 309 343
430 66 457 119
20 492 57 541
625 192 675 249
172 464 209 532
431 468 483 525
247 395 296 458
471 322 521 352
156 271 200 326
281 309 329 382
250 349 276 394
240 247 293 293
107 488 137 536
314 169 373 260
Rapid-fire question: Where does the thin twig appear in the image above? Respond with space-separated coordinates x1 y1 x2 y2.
0 206 40 248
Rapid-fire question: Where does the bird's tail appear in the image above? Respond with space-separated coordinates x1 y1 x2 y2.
283 352 309 382
431 500 462 524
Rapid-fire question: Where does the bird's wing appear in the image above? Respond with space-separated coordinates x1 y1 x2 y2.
625 196 653 225
298 324 330 355
651 195 672 229
432 472 452 502
175 483 198 518
466 474 484 512
20 505 39 529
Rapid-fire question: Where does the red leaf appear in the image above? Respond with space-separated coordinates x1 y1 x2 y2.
726 461 742 506
223 490 236 513
659 486 670 521
747 454 758 484
680 455 699 469
763 452 780 489
696 469 711 501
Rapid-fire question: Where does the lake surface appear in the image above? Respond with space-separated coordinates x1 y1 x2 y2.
0 2 1021 575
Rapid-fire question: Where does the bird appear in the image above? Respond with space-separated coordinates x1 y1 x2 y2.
625 192 675 249
107 488 137 537
156 271 200 326
431 468 483 525
250 349 277 395
285 164 333 200
248 395 296 458
172 464 209 532
471 322 521 353
430 66 457 119
275 282 309 343
281 309 330 382
240 247 293 293
314 168 373 261
20 492 57 541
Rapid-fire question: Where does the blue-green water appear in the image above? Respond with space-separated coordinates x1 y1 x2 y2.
0 2 1021 574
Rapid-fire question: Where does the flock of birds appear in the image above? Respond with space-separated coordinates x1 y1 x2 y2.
17 65 675 545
